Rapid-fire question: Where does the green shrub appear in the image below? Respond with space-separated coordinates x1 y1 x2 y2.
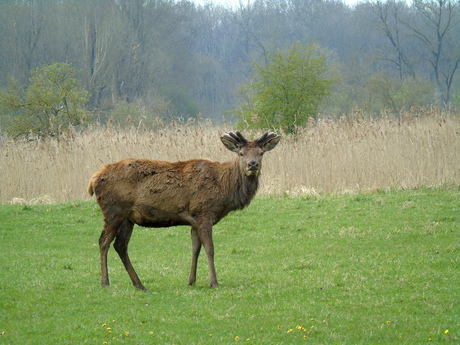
0 62 90 138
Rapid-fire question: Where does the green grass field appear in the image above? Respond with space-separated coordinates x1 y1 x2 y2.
1 188 458 344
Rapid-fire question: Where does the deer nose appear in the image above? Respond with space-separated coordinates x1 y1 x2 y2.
248 160 259 170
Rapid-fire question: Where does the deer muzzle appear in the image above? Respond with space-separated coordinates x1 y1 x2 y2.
247 160 260 175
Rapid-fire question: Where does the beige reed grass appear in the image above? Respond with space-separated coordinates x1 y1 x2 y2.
0 113 459 204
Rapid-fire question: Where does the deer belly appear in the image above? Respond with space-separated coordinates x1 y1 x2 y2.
129 206 191 228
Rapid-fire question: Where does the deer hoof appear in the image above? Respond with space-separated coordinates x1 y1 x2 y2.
135 285 147 292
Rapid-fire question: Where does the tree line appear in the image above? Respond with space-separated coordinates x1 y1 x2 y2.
0 0 459 133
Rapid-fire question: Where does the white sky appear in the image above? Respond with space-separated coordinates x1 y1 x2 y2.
193 0 363 8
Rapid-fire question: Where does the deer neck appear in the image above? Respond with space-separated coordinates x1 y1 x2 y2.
228 158 260 210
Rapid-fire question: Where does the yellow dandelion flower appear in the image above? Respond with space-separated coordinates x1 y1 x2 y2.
303 335 307 339
386 321 391 324
444 330 449 334
125 331 130 336
235 336 239 341
149 331 154 335
209 334 212 337
101 323 106 327
287 329 293 333
106 327 111 331
103 342 108 345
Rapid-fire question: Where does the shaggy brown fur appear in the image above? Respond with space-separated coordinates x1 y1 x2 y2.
88 131 280 290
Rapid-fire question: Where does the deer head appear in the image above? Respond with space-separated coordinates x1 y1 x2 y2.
220 131 281 176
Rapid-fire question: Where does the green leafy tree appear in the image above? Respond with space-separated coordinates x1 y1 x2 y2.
0 62 90 138
234 42 335 131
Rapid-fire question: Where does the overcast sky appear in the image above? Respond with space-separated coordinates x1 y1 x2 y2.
193 0 364 8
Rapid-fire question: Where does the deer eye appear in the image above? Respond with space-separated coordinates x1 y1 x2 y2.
238 152 244 157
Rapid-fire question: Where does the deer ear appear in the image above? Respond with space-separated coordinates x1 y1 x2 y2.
220 134 242 152
260 134 281 152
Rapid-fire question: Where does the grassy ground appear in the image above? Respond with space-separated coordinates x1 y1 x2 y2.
0 188 458 344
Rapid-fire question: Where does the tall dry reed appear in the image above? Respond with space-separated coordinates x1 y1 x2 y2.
1 112 459 204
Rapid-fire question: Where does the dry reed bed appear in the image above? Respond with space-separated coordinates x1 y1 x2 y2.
271 115 460 195
0 115 459 204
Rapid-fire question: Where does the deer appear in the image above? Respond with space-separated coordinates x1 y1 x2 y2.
87 131 281 290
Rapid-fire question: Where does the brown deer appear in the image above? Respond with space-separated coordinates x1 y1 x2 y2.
87 131 280 290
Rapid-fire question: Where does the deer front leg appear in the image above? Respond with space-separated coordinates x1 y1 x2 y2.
188 227 201 286
197 222 218 287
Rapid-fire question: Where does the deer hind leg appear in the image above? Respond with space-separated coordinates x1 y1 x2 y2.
99 218 124 288
188 227 202 286
114 219 146 291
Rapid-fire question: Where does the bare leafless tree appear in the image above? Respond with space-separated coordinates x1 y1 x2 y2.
405 0 460 105
370 0 416 79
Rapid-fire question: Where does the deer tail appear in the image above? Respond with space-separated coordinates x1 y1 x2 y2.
87 173 97 196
